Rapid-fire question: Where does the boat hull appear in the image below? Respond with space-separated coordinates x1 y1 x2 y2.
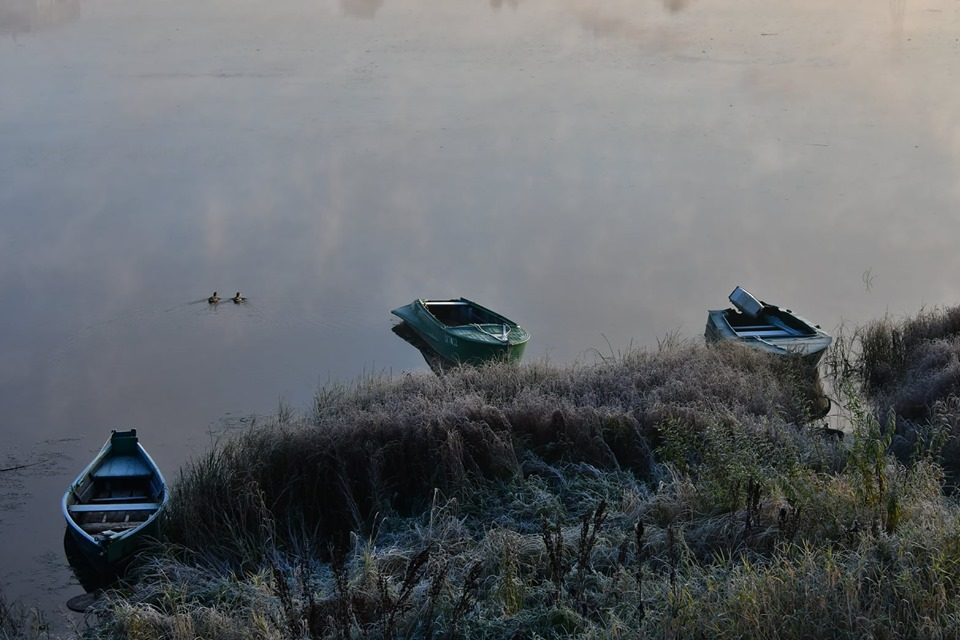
391 298 529 366
62 429 168 589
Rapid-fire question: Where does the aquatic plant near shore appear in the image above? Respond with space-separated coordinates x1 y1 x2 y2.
0 588 49 640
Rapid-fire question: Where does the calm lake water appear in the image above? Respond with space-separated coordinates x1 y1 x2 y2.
3 0 960 623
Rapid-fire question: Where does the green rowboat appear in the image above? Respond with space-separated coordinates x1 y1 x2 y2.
391 298 530 366
62 429 168 587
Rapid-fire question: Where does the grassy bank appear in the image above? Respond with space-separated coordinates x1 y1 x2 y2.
14 308 960 639
828 306 960 479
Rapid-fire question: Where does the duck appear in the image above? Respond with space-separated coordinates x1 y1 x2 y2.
232 292 245 303
208 291 220 304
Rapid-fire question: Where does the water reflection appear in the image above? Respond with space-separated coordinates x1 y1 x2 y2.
662 0 696 14
340 0 383 19
0 0 79 36
62 528 108 594
391 321 449 375
890 0 906 40
339 0 526 17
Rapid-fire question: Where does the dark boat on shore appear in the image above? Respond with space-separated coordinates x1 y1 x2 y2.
62 429 168 587
391 298 530 366
705 286 833 367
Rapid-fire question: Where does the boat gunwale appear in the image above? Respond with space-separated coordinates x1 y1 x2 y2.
392 298 530 348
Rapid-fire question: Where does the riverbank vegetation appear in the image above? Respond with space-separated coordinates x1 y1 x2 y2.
12 306 960 639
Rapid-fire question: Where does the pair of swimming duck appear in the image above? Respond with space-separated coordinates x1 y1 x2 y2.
208 291 244 304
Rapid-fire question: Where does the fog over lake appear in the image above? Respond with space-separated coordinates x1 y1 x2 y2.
2 0 959 619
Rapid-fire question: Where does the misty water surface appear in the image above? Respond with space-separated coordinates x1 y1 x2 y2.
2 0 960 623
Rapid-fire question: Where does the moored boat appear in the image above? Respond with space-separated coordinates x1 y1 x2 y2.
391 298 530 365
62 429 168 587
705 286 833 367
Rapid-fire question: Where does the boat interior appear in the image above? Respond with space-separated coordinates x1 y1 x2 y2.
425 300 502 327
68 455 162 537
724 308 815 338
722 286 818 339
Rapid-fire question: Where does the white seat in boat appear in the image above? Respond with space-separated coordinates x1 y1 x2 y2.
68 502 161 513
739 330 792 338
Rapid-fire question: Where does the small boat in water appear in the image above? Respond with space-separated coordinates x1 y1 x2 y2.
705 286 833 367
391 298 530 366
62 429 168 586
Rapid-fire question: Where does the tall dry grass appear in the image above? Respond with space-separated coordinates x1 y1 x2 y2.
161 342 816 570
0 588 49 640
830 306 960 477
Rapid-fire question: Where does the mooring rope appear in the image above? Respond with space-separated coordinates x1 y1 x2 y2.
473 323 510 342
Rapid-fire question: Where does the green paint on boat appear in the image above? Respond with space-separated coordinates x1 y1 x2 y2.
391 298 530 366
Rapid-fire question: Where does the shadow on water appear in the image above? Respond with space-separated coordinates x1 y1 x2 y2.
62 528 110 614
391 321 453 375
340 0 383 19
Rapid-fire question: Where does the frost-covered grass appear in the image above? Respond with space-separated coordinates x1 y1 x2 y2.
829 306 960 478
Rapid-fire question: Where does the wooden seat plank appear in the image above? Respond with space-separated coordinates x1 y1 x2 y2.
68 502 161 513
92 455 152 479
